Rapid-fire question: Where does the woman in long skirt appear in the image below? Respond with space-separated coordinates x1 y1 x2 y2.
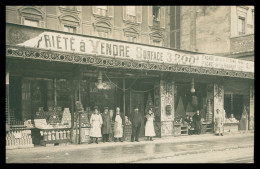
145 108 156 141
113 107 124 142
89 106 103 144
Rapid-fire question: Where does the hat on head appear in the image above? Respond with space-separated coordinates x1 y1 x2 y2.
216 109 220 112
134 107 139 110
104 107 109 110
94 106 98 110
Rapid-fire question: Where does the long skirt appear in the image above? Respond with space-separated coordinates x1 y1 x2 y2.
145 120 155 137
89 121 102 137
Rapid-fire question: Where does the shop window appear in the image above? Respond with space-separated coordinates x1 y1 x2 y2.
64 25 76 33
238 16 246 35
23 18 39 27
123 6 142 23
170 6 180 49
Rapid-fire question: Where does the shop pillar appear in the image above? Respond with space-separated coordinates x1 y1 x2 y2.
249 85 254 130
160 79 175 137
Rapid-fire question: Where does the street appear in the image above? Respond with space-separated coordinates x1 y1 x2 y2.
135 147 253 163
6 133 254 163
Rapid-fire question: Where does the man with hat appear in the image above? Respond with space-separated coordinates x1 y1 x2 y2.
101 106 112 142
214 109 224 136
130 107 142 142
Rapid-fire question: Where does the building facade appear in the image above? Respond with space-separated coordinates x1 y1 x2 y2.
6 6 254 148
170 6 254 61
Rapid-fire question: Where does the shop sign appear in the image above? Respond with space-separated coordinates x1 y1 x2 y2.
18 31 254 73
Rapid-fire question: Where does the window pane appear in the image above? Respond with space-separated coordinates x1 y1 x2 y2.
176 6 180 29
176 31 180 49
24 19 39 27
64 26 76 33
238 17 245 35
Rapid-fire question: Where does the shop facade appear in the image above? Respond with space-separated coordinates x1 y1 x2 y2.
6 23 254 148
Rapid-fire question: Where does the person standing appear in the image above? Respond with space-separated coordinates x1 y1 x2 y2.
89 106 103 144
130 107 142 142
101 107 112 142
193 110 202 135
113 107 125 142
145 108 156 141
214 109 224 136
188 116 195 135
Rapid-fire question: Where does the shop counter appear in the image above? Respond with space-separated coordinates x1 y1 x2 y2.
224 123 239 133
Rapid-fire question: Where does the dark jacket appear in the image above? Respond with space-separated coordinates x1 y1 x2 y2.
101 113 112 134
193 113 202 130
130 111 142 127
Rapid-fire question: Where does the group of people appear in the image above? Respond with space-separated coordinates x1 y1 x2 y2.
184 110 203 135
89 106 156 144
89 106 124 144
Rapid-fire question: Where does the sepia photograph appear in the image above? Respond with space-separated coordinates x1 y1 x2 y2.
5 5 254 163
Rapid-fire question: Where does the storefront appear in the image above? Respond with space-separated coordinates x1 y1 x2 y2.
6 23 254 149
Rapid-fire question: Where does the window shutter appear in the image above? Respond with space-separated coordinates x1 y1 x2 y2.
40 21 45 28
92 6 97 15
136 6 142 23
77 6 82 11
108 6 114 17
148 6 153 26
160 7 165 28
123 6 127 21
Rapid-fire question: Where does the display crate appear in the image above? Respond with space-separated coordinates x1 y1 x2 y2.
174 124 181 136
124 124 132 141
180 125 188 135
31 128 71 146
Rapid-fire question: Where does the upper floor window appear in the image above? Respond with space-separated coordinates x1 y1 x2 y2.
64 25 76 33
97 31 109 38
238 16 246 35
152 40 162 46
148 6 165 28
126 36 137 42
123 6 142 24
19 6 45 28
66 6 76 10
153 6 160 21
92 6 113 18
170 6 180 49
96 6 108 16
24 19 39 27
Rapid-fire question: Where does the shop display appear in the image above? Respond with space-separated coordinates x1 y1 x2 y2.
34 119 53 129
35 107 47 119
206 99 213 122
80 112 90 128
176 97 185 118
24 120 35 128
61 108 72 128
48 109 60 124
6 130 33 149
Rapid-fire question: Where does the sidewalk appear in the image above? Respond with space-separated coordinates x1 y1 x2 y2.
6 130 254 154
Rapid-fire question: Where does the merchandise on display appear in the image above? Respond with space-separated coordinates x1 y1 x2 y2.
48 109 60 124
6 130 33 148
61 108 71 128
80 112 90 127
35 107 47 119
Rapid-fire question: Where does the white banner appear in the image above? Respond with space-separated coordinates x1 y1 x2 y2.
18 31 254 73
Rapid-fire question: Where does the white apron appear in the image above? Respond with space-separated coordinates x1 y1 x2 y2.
89 114 103 137
114 115 123 138
145 114 156 137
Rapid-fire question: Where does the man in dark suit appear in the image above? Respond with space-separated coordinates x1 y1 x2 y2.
130 107 142 142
